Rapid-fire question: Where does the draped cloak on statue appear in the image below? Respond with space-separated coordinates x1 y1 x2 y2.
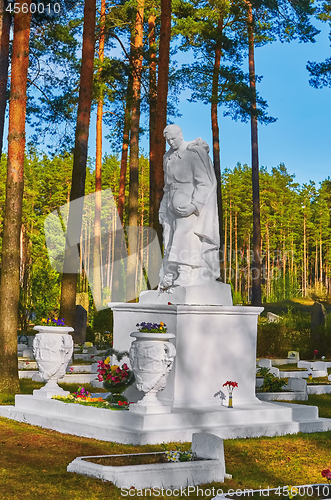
159 138 220 282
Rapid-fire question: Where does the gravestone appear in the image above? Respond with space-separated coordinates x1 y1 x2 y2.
312 361 327 371
311 302 326 328
267 312 281 323
269 367 280 377
73 305 87 344
257 358 272 369
288 351 300 361
17 343 27 354
22 349 34 360
286 378 307 392
311 301 326 351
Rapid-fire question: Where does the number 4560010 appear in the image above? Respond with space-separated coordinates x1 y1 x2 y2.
6 2 61 14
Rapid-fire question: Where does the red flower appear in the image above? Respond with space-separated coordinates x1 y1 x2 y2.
168 302 172 305
322 469 331 478
223 381 238 388
314 350 318 355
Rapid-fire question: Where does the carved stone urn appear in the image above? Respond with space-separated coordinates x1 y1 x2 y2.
32 326 74 398
129 331 176 413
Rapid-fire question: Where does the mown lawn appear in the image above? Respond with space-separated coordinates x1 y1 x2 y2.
0 385 331 500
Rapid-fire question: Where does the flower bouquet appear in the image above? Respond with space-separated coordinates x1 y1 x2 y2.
97 356 134 404
136 321 167 333
41 317 66 326
223 380 238 408
322 469 331 483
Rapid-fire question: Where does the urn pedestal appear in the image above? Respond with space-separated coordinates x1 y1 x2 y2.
129 332 176 414
32 326 74 398
111 303 263 408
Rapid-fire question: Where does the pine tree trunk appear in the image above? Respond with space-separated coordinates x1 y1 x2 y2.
211 15 224 263
148 12 157 231
266 222 270 300
247 2 261 306
0 0 31 396
229 197 232 284
247 234 251 303
127 0 144 301
235 211 238 293
315 240 318 289
224 211 227 283
93 0 106 310
60 0 96 325
0 0 11 157
118 38 134 226
320 231 323 289
152 0 171 245
303 213 307 297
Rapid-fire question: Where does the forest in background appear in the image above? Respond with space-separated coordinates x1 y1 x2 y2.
1 149 331 333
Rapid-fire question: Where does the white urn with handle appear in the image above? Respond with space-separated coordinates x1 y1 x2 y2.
33 325 74 398
129 331 176 413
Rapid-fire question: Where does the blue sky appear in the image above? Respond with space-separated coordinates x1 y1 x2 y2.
160 21 331 187
86 18 331 188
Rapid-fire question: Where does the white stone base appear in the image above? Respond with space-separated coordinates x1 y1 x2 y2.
279 370 327 378
256 392 308 401
110 303 264 409
139 281 233 306
67 433 225 489
0 395 330 444
129 403 172 414
33 388 70 399
307 385 331 395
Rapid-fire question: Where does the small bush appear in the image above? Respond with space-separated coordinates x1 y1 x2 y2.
261 372 287 392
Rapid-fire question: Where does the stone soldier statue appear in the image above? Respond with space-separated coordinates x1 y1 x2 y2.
159 124 220 291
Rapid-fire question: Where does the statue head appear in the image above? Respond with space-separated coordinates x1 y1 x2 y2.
163 124 183 150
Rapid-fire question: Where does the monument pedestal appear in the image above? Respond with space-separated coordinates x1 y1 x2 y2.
110 302 263 409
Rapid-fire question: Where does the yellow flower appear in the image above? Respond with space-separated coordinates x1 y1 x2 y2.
104 357 110 365
160 326 163 330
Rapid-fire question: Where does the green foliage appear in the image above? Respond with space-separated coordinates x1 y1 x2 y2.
93 308 113 336
257 308 311 358
260 370 287 392
256 366 270 377
307 0 331 89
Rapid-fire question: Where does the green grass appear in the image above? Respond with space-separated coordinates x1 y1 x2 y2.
71 359 95 365
307 377 331 385
1 384 331 499
277 365 307 371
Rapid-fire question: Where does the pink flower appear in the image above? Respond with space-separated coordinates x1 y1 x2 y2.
322 469 331 478
314 350 318 355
